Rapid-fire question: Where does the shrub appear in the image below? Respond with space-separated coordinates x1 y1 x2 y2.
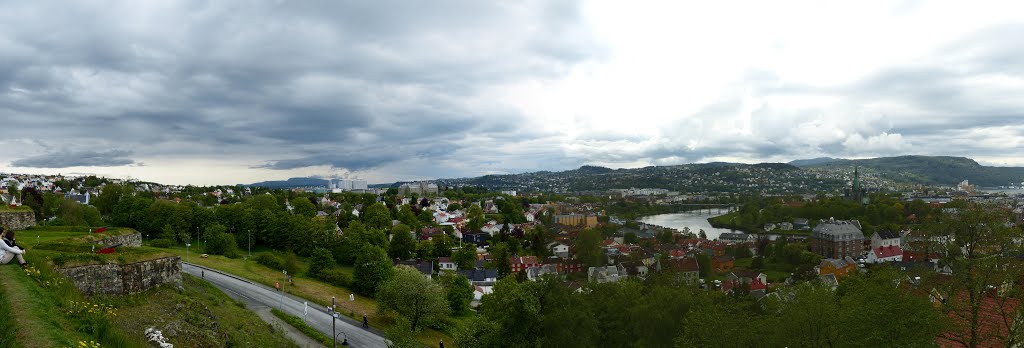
318 268 351 288
307 248 336 278
150 239 174 248
204 226 239 257
255 252 284 270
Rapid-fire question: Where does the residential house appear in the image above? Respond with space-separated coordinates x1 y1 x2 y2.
723 270 768 297
548 242 570 259
588 264 627 284
438 257 457 272
393 259 434 279
463 232 489 246
871 229 901 249
793 218 810 230
667 258 701 285
816 257 858 281
525 264 561 281
779 222 794 231
619 260 649 279
718 232 748 243
867 245 903 264
458 269 499 286
712 255 735 272
509 256 540 273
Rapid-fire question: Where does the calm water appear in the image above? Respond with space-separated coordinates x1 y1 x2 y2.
638 212 740 241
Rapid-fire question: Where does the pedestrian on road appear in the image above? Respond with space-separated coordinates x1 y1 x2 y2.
439 339 445 348
201 270 204 279
362 313 369 328
275 282 280 292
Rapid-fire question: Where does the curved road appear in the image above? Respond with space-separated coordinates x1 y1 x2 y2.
182 263 388 348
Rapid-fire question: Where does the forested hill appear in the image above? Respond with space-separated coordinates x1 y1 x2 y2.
796 155 1024 187
437 162 838 194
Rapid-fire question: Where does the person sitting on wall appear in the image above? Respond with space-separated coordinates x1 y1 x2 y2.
0 228 28 268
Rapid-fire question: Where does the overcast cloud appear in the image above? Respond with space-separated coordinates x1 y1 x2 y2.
1 1 1023 185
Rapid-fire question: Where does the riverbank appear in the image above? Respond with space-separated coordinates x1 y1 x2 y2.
707 213 812 238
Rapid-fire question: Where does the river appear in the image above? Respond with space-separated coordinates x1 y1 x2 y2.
638 212 741 241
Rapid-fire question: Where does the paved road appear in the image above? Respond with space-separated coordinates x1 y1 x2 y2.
183 263 388 348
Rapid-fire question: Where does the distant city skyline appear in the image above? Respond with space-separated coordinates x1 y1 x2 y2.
2 1 1022 186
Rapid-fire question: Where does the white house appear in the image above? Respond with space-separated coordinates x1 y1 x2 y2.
548 242 570 259
438 257 457 272
871 230 901 250
867 245 903 263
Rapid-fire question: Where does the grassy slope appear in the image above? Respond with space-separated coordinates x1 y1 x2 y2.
110 274 299 348
0 284 16 348
5 227 301 348
0 264 107 347
160 246 452 346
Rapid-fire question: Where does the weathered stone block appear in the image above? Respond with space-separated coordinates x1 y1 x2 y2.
0 211 36 230
95 232 143 247
56 256 182 296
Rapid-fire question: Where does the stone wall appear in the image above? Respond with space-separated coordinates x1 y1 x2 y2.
0 211 36 230
95 232 143 248
57 256 182 296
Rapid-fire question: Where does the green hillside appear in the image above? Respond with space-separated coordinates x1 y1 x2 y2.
805 155 1024 187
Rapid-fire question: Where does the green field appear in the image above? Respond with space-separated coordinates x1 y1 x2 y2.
158 245 454 346
0 226 301 347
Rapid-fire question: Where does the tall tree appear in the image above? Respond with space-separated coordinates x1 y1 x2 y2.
389 224 416 260
353 245 393 296
574 228 605 267
364 202 393 230
377 265 450 331
452 243 478 270
437 272 474 315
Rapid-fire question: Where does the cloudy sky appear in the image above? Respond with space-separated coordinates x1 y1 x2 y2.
2 1 1023 185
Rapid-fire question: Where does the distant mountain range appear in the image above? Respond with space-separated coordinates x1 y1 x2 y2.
790 155 1024 187
247 155 1024 192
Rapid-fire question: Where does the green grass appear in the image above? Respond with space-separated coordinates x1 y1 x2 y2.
0 281 19 348
157 245 454 346
109 275 299 348
0 254 146 347
271 308 334 347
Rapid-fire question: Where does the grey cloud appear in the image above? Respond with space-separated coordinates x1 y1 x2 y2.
11 150 136 168
0 1 600 176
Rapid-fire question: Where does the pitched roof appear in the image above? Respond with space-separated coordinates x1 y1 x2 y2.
873 245 903 259
876 229 901 240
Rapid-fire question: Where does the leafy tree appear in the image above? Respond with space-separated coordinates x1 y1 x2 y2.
452 243 478 270
437 272 474 315
751 256 764 270
389 224 416 260
467 204 485 232
384 316 420 348
527 225 552 258
364 202 393 230
203 224 239 257
307 247 336 278
489 242 512 279
479 278 541 348
432 234 453 258
574 228 605 267
837 268 946 347
290 196 317 217
695 253 711 278
353 245 393 296
377 265 450 331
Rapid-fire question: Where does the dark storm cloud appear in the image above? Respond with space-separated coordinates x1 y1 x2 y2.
12 150 136 168
0 1 600 173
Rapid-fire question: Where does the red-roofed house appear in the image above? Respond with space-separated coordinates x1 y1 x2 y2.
867 245 903 263
509 256 541 273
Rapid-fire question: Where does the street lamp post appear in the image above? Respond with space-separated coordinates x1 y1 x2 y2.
279 270 287 310
186 243 191 264
247 229 252 259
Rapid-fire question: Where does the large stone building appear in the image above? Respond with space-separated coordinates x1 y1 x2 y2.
811 219 865 259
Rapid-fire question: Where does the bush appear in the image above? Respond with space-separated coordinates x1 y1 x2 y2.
150 239 174 248
318 268 352 288
255 252 301 275
255 252 284 270
307 248 336 278
204 226 239 257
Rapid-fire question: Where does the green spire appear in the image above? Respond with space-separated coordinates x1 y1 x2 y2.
853 165 860 192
